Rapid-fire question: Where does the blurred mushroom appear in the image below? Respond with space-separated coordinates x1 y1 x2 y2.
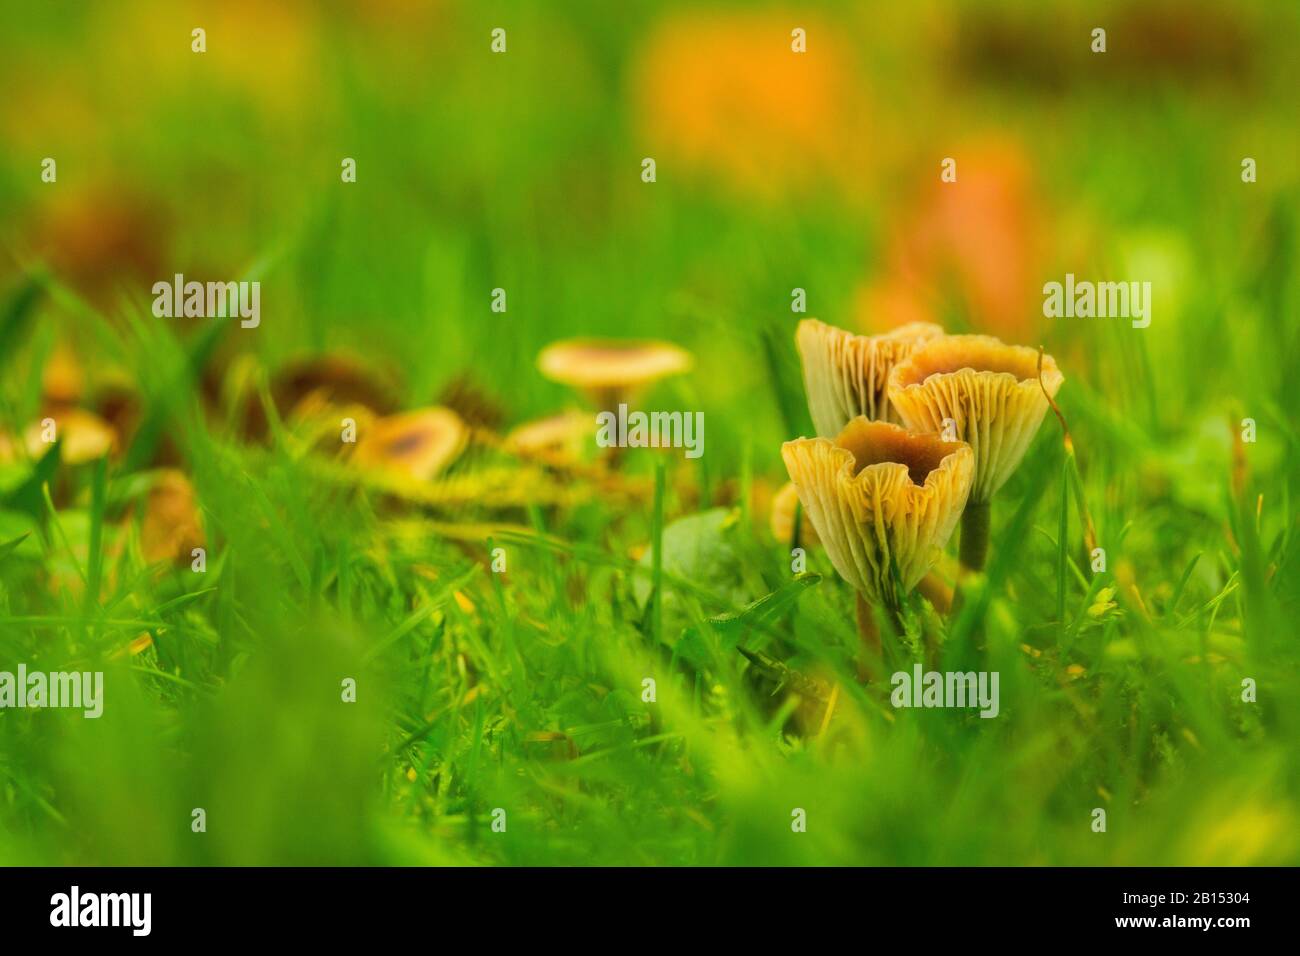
888 334 1063 571
796 318 943 435
504 409 592 465
229 352 400 442
353 407 468 481
769 480 819 548
23 408 116 464
273 353 400 420
537 339 692 412
438 373 506 431
782 418 973 656
140 470 206 567
31 186 169 307
42 343 85 406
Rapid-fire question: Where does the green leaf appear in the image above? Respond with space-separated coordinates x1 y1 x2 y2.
0 274 44 368
0 531 32 564
0 441 61 521
708 573 821 633
633 507 760 641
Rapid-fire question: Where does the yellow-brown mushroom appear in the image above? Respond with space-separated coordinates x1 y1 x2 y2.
796 318 944 435
782 419 973 624
504 409 592 465
140 470 206 567
23 408 116 464
888 334 1063 570
352 407 468 481
769 480 819 548
537 339 692 412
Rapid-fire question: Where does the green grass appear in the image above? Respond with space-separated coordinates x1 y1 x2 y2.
1 0 1298 867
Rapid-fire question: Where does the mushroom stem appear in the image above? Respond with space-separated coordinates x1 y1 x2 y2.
854 592 881 682
855 592 880 651
916 571 953 614
855 592 904 682
959 500 991 572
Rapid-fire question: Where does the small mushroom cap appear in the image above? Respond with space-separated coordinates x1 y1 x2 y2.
273 353 401 418
505 409 592 461
537 339 692 396
769 480 819 548
887 334 1063 503
796 319 944 436
353 407 468 481
23 409 116 464
43 344 85 406
140 470 205 566
782 418 973 606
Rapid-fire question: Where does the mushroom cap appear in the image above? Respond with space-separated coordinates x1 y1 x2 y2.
769 480 820 548
537 339 693 392
353 407 468 481
140 469 205 566
887 334 1063 503
796 319 945 436
273 353 401 418
504 409 592 461
782 418 973 606
23 408 117 464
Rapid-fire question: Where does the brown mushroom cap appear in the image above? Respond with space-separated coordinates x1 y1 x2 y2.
537 339 692 406
140 470 206 566
353 407 468 481
23 409 116 464
273 353 401 418
769 480 820 548
887 334 1063 503
504 409 592 462
796 319 944 436
782 418 973 606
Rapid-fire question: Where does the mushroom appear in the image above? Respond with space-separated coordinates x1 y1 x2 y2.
230 352 400 442
769 480 819 548
537 339 692 412
352 407 468 481
271 353 400 421
782 418 973 655
888 334 1064 571
504 409 592 465
22 408 116 464
140 470 205 567
796 319 944 435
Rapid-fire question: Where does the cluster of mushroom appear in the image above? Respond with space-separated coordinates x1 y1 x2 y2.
781 318 1063 637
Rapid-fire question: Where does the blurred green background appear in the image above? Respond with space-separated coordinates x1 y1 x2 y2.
0 0 1297 865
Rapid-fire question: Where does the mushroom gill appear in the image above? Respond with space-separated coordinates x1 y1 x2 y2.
888 334 1062 504
796 318 944 436
887 334 1063 570
781 418 973 609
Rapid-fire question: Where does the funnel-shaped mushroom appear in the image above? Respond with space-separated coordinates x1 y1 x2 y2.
353 407 468 481
140 470 205 567
888 334 1063 570
505 409 592 465
23 409 117 464
782 418 973 612
796 319 943 435
769 480 819 548
537 339 692 411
